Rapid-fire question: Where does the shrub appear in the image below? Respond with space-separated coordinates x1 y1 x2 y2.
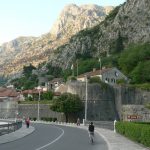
116 78 127 84
89 76 101 83
116 122 150 147
33 117 37 121
40 117 57 122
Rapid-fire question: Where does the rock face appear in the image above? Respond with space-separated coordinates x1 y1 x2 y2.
1 0 150 76
0 4 113 75
0 37 36 74
49 0 150 69
50 4 113 38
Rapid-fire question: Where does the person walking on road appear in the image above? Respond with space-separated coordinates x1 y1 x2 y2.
77 118 80 126
88 122 95 143
25 117 30 128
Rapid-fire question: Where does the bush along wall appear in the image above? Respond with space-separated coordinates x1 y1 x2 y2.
116 122 150 147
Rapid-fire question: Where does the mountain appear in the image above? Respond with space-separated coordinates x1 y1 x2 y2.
47 0 150 69
0 4 113 76
50 4 113 39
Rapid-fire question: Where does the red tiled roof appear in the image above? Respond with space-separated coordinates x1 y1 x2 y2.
22 89 61 96
22 89 43 94
0 87 19 97
77 68 112 78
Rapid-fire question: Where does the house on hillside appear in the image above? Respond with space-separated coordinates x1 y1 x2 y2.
77 67 128 85
55 84 68 93
47 78 64 91
0 87 19 101
22 87 61 100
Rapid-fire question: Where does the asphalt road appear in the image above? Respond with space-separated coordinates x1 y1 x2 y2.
0 123 108 150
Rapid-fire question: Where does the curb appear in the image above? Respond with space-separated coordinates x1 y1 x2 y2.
0 125 35 145
95 129 111 150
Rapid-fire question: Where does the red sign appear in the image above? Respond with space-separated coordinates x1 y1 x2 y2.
127 115 142 119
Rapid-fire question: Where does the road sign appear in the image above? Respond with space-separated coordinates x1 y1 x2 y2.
127 115 142 119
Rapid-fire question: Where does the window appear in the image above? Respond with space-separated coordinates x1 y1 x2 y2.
111 78 113 82
115 71 119 77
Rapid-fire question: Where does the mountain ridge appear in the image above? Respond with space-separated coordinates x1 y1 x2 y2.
47 0 150 69
0 4 114 76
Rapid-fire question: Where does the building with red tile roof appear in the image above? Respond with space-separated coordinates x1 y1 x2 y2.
77 67 128 85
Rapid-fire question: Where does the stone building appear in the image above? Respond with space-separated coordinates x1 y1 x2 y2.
77 67 128 85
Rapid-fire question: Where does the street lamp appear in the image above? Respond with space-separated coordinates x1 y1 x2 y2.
99 57 102 79
84 75 88 122
37 86 42 121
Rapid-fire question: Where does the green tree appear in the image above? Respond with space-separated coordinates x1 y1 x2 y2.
146 103 150 110
41 91 54 100
50 93 83 122
119 43 150 83
119 43 150 74
46 63 62 77
130 61 150 84
11 74 38 90
23 64 36 77
89 76 101 83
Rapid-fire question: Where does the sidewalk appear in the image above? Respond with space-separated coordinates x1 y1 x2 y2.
0 124 35 144
95 127 150 150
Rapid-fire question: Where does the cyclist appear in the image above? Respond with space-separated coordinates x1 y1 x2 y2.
88 122 94 143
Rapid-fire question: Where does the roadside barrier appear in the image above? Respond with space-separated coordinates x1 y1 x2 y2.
0 121 22 136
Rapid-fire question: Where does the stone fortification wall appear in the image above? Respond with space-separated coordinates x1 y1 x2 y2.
1 83 149 122
122 105 150 122
114 85 150 120
0 101 18 118
18 104 65 122
67 81 116 121
67 82 150 121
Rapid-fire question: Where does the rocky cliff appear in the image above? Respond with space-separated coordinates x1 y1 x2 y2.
49 0 150 69
0 4 113 75
1 0 150 76
50 4 113 39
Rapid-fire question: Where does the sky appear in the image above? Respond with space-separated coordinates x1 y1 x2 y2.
0 0 126 45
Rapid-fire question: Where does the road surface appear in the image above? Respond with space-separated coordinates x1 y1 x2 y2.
0 123 108 150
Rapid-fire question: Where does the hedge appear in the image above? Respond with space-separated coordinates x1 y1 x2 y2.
116 122 150 147
41 117 57 122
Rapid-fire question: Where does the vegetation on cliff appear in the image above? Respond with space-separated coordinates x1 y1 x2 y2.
11 64 38 90
10 42 150 90
118 43 150 84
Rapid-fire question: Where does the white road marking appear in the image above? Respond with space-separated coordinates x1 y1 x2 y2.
35 126 64 150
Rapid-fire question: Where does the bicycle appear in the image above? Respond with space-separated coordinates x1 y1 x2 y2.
89 131 94 144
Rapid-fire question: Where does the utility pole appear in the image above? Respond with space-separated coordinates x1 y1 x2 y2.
85 76 88 121
99 57 102 79
99 57 101 71
37 86 42 121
